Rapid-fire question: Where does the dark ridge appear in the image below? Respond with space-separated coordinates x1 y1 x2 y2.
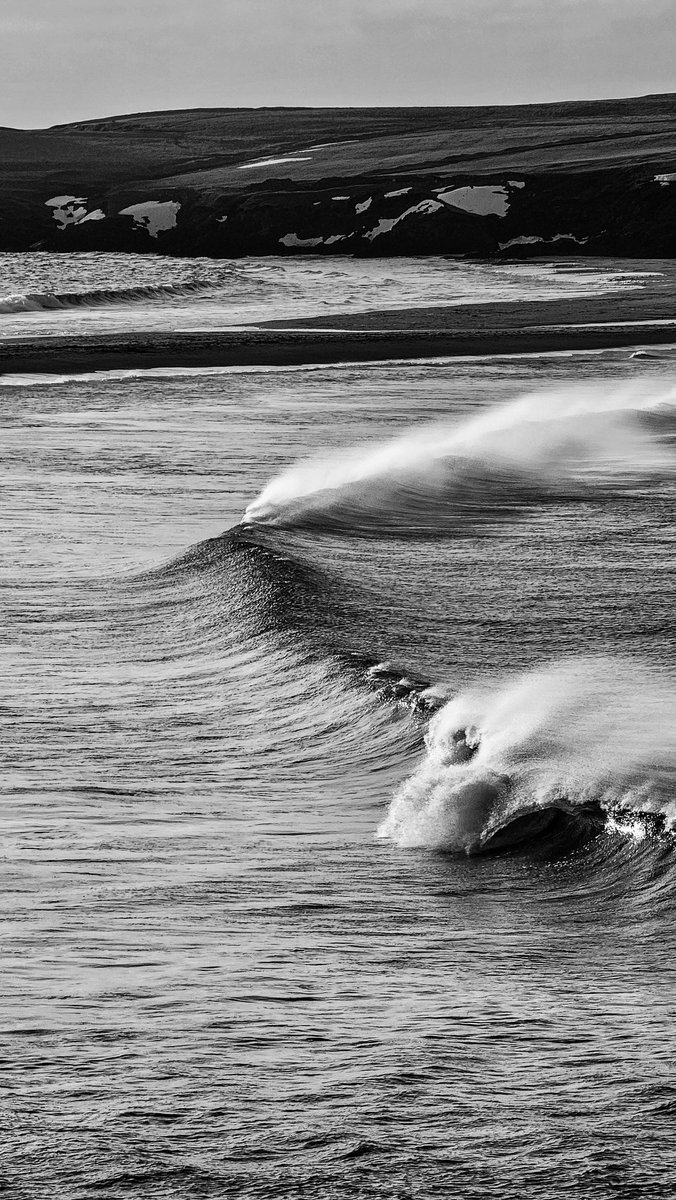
2 96 674 256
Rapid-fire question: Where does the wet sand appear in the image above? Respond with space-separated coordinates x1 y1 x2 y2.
2 293 676 375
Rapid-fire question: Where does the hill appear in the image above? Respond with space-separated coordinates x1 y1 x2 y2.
1 95 675 256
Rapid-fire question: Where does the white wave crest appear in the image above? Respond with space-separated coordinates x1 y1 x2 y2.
0 279 221 315
243 380 676 532
378 656 676 854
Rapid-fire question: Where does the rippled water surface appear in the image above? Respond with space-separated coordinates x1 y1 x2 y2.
0 250 662 336
2 255 676 1199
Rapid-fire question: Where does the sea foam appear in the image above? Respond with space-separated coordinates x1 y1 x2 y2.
378 656 676 854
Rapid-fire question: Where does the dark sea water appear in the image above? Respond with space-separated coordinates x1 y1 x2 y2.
2 254 676 1199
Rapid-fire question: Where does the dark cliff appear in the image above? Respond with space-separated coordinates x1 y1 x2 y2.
2 95 675 258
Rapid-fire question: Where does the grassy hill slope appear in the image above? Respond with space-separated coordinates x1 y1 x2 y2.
1 95 675 255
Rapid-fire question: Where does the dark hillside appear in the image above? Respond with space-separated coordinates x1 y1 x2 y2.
1 95 675 255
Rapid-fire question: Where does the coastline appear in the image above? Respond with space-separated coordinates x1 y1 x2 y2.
3 288 676 376
2 313 676 376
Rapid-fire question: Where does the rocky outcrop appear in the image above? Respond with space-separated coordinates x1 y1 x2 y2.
2 96 675 258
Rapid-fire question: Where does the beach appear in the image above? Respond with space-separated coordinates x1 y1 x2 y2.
3 287 676 375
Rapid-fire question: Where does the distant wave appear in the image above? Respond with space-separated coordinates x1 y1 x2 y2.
0 279 223 314
243 381 676 537
378 656 676 855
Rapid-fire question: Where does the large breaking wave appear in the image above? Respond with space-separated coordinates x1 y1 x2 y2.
236 378 676 855
378 656 676 854
243 380 676 536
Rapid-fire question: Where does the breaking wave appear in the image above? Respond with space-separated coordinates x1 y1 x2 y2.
233 379 676 858
378 656 676 855
243 380 676 536
0 279 222 314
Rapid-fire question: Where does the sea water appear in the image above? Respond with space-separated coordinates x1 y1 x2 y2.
1 254 675 1198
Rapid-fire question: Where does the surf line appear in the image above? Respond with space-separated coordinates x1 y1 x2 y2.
4 322 676 377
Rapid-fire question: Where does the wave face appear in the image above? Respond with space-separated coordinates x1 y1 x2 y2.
244 380 676 536
0 279 224 313
240 376 676 860
378 657 676 854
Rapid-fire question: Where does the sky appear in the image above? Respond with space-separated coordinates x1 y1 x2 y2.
2 0 675 128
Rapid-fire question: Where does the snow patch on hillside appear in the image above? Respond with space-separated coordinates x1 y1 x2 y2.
279 233 323 248
365 199 443 240
499 232 589 250
436 185 509 217
498 235 544 249
239 156 313 170
45 196 89 228
119 200 181 238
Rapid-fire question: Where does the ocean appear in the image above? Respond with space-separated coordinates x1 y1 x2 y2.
2 252 675 1199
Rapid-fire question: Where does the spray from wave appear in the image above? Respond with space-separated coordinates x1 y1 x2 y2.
243 380 676 536
378 656 676 855
237 378 676 856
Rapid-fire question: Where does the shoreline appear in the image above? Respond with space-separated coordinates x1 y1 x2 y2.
3 293 676 376
2 323 676 376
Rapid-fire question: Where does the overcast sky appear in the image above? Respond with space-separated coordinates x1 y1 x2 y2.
3 0 674 128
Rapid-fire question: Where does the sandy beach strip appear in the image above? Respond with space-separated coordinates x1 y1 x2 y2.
2 295 676 376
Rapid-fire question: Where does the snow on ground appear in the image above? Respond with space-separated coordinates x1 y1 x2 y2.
279 233 324 248
118 201 181 238
365 199 443 241
355 198 372 214
498 235 544 248
384 188 412 198
306 141 357 151
45 195 86 207
278 231 348 248
239 157 313 170
655 173 676 185
498 232 589 249
436 185 510 217
45 196 89 228
331 196 350 201
79 210 106 223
